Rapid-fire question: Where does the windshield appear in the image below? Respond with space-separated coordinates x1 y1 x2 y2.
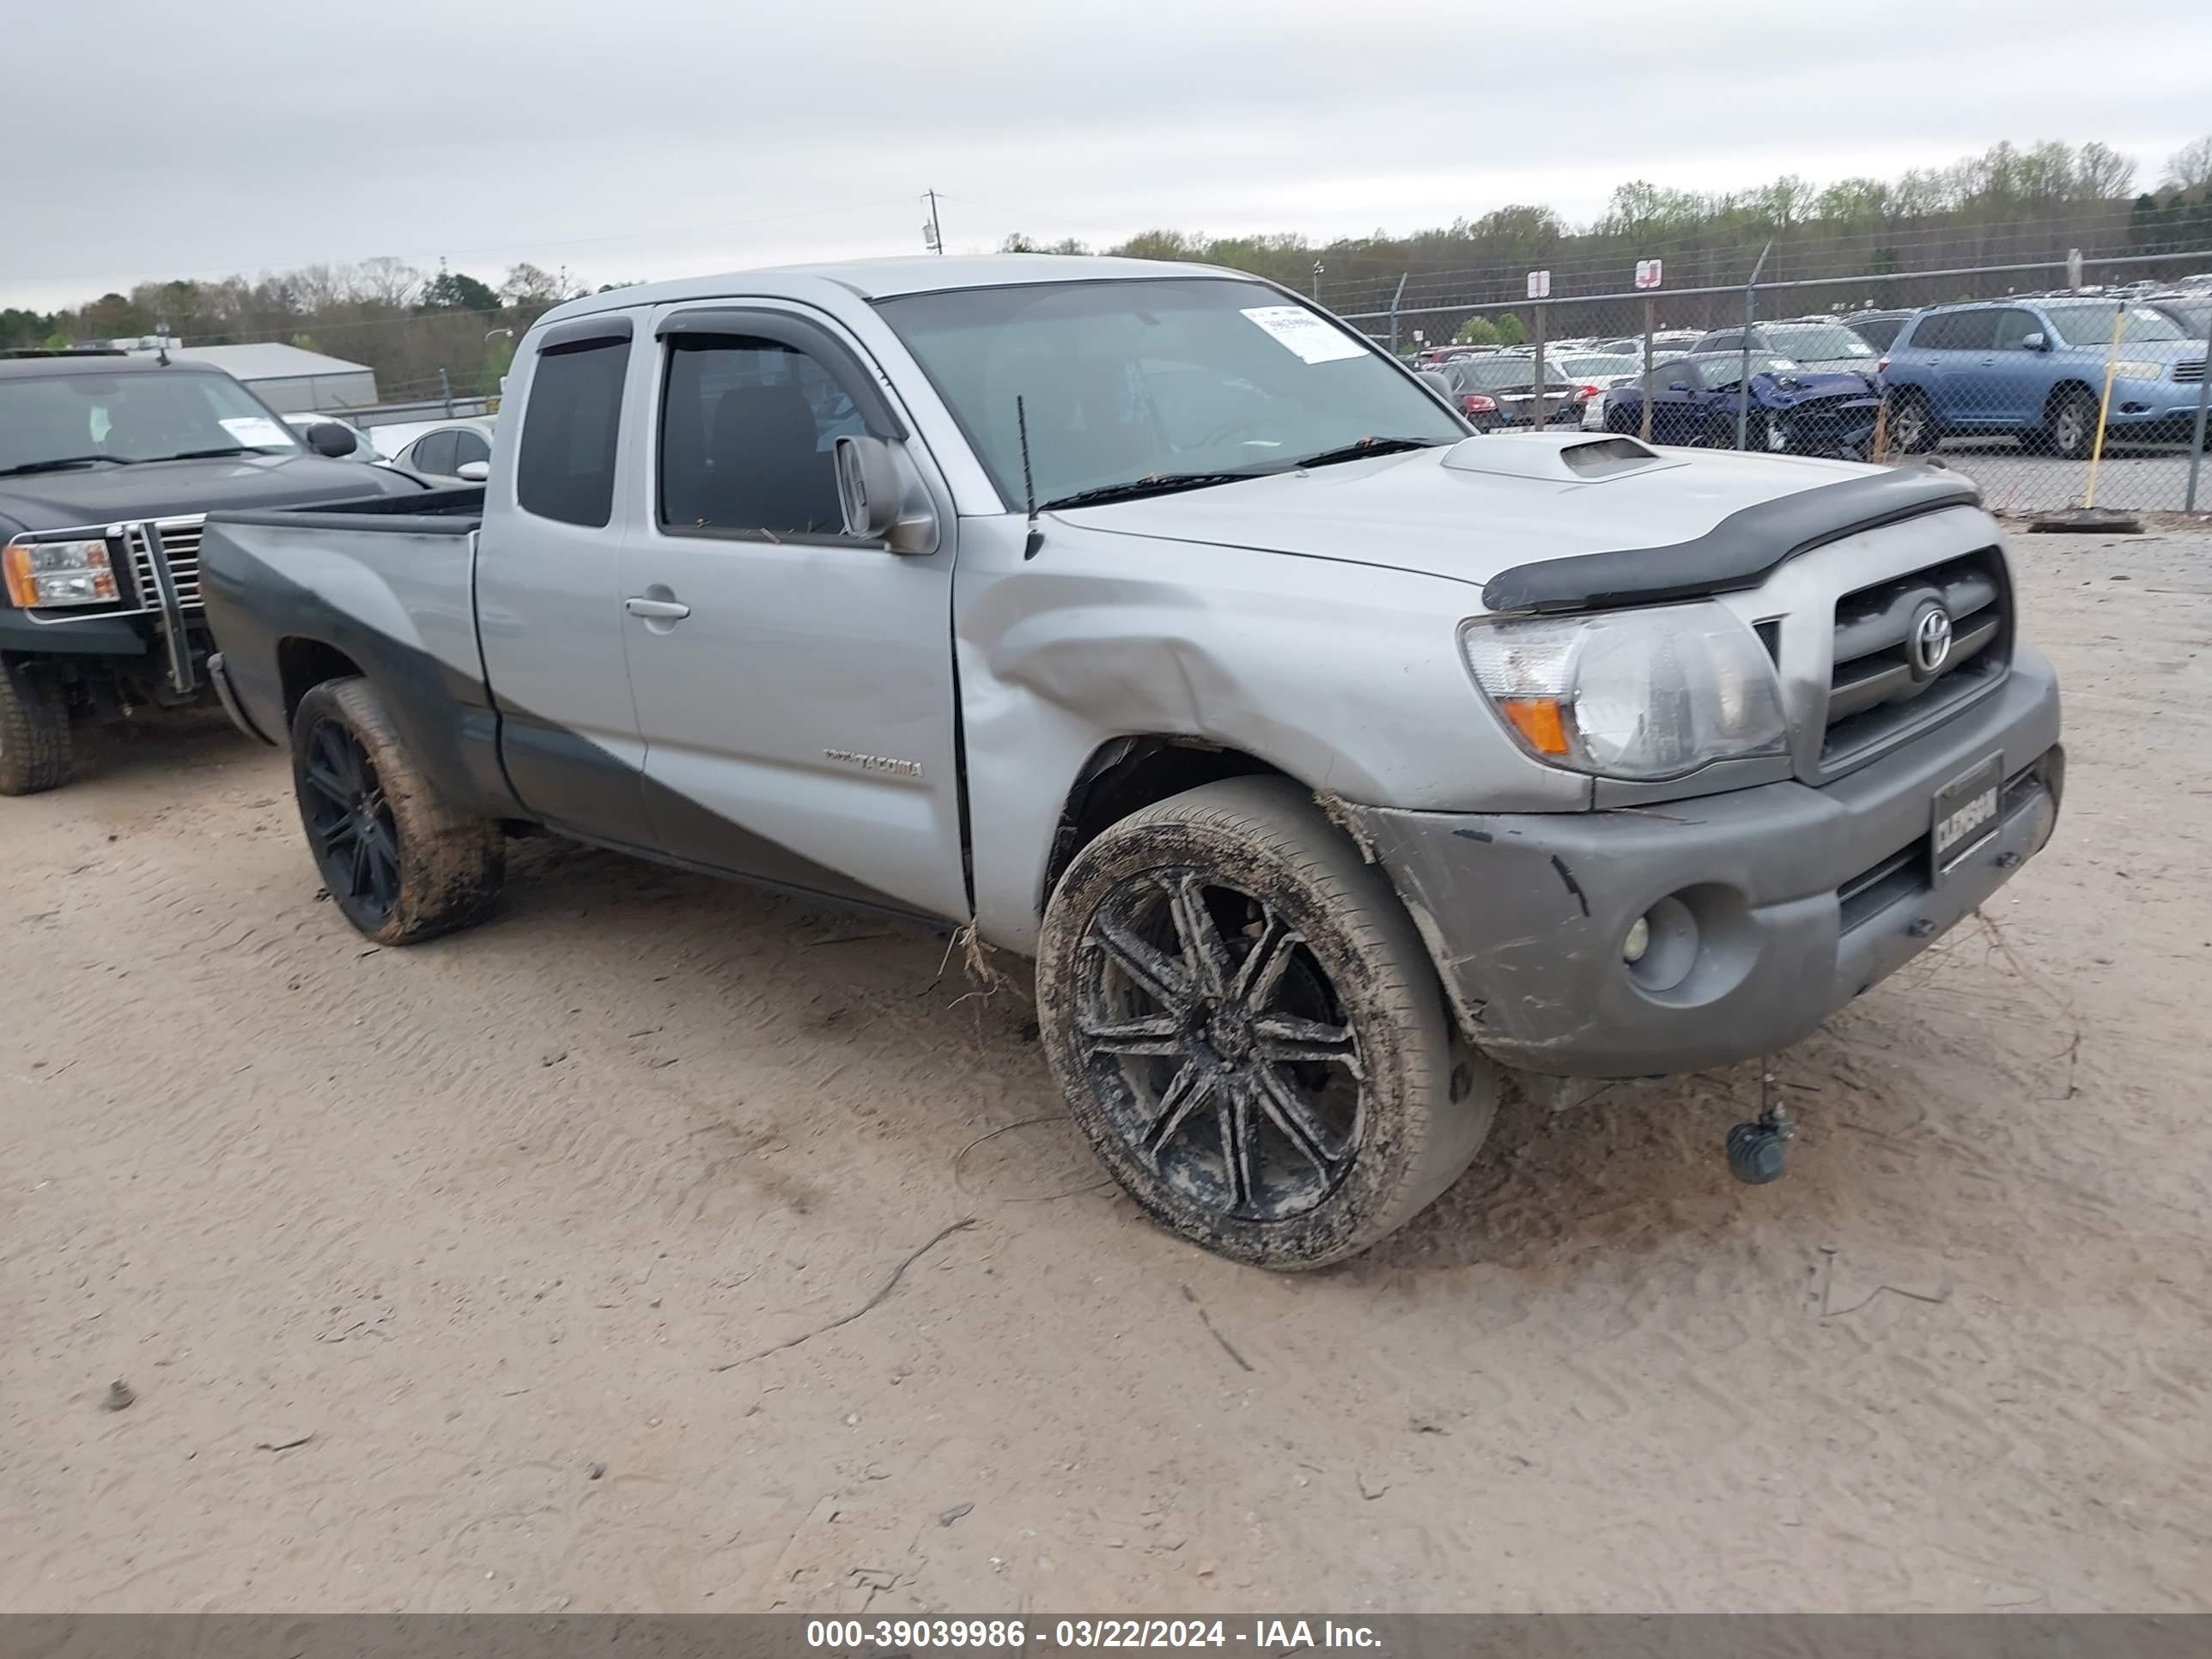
2040 301 2190 347
1452 357 1549 392
1765 325 1876 360
1698 356 1802 386
874 277 1463 507
1555 355 1639 380
0 368 300 474
2154 298 2211 337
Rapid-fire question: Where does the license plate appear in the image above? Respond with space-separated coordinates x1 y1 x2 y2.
1931 754 2003 879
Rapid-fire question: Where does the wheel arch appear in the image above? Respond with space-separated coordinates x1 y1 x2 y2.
2041 378 2101 419
1041 736 1299 908
276 635 367 726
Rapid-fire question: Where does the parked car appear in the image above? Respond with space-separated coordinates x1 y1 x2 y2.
1842 309 1917 354
386 419 496 482
200 254 2062 1268
1880 297 2209 459
1434 356 1594 429
1589 331 1702 356
1691 322 1882 380
2148 292 2212 348
1602 353 1882 454
0 350 435 793
282 412 380 462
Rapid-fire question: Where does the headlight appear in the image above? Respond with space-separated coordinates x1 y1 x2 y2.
1460 603 1788 781
2110 361 2167 383
3 538 120 608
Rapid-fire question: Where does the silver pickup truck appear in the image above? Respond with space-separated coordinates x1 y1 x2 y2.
200 255 2063 1268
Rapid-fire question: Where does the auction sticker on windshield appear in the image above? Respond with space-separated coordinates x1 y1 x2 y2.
1241 306 1368 364
220 416 293 448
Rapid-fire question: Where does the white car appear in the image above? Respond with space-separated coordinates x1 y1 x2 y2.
282 413 380 462
385 419 496 482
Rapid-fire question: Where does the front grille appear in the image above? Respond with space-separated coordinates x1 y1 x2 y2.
124 516 206 611
2175 359 2205 384
1822 547 2010 768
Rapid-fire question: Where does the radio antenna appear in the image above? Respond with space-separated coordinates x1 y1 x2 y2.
1017 395 1042 560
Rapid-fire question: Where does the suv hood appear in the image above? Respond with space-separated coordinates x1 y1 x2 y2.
0 451 426 539
1055 437 1871 586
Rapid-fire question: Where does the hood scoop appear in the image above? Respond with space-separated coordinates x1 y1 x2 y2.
1441 432 1680 483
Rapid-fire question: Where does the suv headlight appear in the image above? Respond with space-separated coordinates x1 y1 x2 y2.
1461 603 1788 781
4 537 120 608
2110 361 2167 383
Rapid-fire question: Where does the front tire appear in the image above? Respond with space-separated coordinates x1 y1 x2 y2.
0 659 70 796
2045 387 2100 462
289 677 504 944
1036 777 1498 1269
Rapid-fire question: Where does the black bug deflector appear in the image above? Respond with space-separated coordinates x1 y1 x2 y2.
1481 465 1983 615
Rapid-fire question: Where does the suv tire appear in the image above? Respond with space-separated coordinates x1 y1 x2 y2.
2045 386 2100 462
289 676 505 945
0 659 70 796
1036 776 1498 1269
1887 389 1939 454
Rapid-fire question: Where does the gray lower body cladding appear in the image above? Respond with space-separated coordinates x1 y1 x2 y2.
1344 648 2063 1079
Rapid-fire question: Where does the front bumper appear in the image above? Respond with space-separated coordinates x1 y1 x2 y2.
1346 648 2063 1079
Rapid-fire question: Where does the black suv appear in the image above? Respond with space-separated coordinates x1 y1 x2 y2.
1 350 431 793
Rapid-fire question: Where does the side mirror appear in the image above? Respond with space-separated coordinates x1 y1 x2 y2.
306 421 358 458
455 460 490 483
834 434 937 555
1668 381 1691 392
2021 331 2048 351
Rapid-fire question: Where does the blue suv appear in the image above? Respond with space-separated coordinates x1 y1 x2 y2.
1881 297 2208 459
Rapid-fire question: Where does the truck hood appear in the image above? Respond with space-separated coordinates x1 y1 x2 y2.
1055 436 1871 587
0 452 427 540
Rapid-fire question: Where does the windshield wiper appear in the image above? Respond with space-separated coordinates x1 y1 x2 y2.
0 453 138 477
1038 471 1255 511
162 446 264 461
1275 435 1449 471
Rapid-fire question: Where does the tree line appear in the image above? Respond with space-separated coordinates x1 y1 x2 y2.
0 261 641 404
7 134 2208 395
1016 135 2212 333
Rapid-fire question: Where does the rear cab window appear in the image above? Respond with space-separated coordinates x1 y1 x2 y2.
516 327 632 527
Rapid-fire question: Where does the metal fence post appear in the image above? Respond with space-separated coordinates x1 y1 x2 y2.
1737 240 1771 451
1639 295 1656 443
1389 273 1408 358
2188 304 2212 514
1531 301 1547 431
439 367 453 417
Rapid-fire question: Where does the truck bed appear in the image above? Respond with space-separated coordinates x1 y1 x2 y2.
210 483 485 534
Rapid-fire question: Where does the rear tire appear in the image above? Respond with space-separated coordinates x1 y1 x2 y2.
1036 776 1498 1270
0 659 70 796
1887 389 1938 454
289 677 504 945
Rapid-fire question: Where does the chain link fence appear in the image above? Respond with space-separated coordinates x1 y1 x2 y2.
1335 241 2212 514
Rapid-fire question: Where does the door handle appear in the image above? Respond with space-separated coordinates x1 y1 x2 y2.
624 597 691 621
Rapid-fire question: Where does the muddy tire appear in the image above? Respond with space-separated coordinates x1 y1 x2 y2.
289 677 504 945
1036 776 1498 1270
0 659 70 796
1887 389 1938 454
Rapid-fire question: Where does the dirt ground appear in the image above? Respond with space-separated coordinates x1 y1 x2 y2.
5 527 2210 1615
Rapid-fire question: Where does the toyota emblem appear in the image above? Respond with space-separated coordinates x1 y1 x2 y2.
1910 604 1954 678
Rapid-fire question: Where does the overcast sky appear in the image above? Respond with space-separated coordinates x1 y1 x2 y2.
10 0 2209 313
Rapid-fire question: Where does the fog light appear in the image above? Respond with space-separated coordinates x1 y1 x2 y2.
1622 915 1652 963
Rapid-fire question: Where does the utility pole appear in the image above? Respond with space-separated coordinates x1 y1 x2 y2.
923 191 945 256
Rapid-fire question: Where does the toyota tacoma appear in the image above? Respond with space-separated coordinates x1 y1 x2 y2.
197 256 2063 1267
